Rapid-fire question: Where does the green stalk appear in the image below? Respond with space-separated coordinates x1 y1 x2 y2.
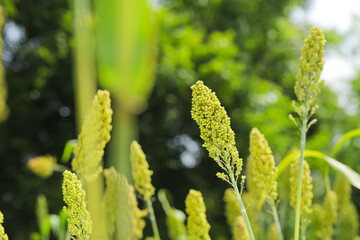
324 166 331 192
301 228 306 240
146 198 161 240
158 189 171 215
294 111 308 240
229 170 256 240
53 164 70 173
270 201 283 240
73 0 96 132
110 99 136 180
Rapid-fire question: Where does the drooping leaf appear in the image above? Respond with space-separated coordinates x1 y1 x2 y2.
276 150 360 190
331 129 360 156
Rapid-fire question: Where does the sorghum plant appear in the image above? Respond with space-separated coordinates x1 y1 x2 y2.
289 26 326 240
130 140 160 240
191 80 255 239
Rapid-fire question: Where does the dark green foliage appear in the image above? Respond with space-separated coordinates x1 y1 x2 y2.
0 0 74 239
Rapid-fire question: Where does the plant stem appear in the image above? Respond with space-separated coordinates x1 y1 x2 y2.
324 166 331 192
72 0 96 132
158 189 171 215
229 171 256 240
53 164 70 173
301 226 306 240
270 200 283 240
294 113 308 240
110 100 136 180
146 198 161 240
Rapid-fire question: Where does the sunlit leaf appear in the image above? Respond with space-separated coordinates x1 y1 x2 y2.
331 129 360 156
276 149 360 189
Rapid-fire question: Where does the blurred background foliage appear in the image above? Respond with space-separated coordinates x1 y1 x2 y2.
0 0 359 239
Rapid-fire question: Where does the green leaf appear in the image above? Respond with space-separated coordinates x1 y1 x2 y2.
30 232 41 240
331 129 360 156
276 150 299 180
304 150 360 190
276 149 360 190
61 139 77 163
58 210 68 240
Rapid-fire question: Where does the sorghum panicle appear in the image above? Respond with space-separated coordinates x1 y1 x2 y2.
72 90 113 182
334 173 351 205
62 170 92 239
334 174 359 240
324 190 338 224
27 155 56 178
185 189 211 240
290 158 313 218
293 26 326 119
338 202 359 240
266 223 278 240
0 211 8 240
130 140 155 201
103 167 147 240
249 128 278 201
233 216 249 240
191 80 242 181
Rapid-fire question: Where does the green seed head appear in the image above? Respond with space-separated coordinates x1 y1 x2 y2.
191 80 242 180
338 202 359 240
62 170 92 239
27 155 56 178
185 189 211 240
295 27 326 108
334 174 351 205
324 190 338 224
72 90 113 182
266 223 278 240
249 128 278 201
290 158 313 219
0 211 8 240
291 27 326 130
233 216 249 240
130 141 155 201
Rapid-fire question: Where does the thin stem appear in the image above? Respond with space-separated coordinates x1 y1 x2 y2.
146 198 161 240
301 225 306 240
324 166 331 192
229 170 256 240
110 100 136 180
53 164 70 173
158 189 171 215
270 200 283 240
72 0 96 132
294 113 308 240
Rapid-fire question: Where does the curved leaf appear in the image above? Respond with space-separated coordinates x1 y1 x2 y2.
61 139 77 163
331 129 360 156
276 149 360 190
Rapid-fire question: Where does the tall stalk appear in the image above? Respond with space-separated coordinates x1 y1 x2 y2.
294 111 308 240
270 201 283 240
290 26 326 240
110 101 136 180
229 170 255 240
230 175 255 240
191 81 255 239
73 0 96 131
147 198 161 240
